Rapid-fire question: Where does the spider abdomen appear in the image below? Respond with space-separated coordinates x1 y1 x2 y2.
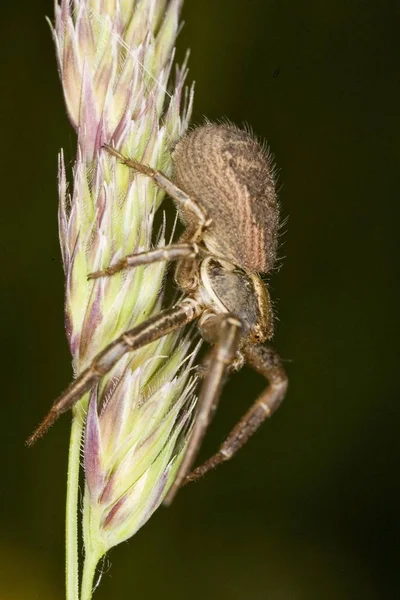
172 123 279 273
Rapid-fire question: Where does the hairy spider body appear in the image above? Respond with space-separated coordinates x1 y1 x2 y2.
173 124 279 272
27 123 288 505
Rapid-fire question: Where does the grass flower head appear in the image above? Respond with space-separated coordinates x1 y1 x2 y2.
50 0 197 596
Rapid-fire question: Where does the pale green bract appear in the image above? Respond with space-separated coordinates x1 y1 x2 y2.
51 1 197 598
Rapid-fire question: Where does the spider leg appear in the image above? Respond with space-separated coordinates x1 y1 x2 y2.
104 145 212 291
88 243 200 279
104 145 211 242
182 343 288 485
164 314 243 505
26 300 202 446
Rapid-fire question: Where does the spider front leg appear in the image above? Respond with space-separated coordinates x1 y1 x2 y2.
104 144 211 242
26 300 202 446
88 243 200 279
182 343 288 485
92 145 210 282
164 313 243 505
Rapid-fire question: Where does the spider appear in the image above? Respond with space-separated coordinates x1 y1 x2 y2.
27 123 288 505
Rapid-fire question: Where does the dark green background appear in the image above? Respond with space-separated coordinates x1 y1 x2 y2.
1 1 399 598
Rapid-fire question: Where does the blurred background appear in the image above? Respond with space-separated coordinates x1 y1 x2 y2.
1 0 399 598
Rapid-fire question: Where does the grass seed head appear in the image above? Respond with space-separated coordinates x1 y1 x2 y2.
53 0 197 553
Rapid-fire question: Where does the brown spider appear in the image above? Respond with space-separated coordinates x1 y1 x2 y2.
27 123 288 505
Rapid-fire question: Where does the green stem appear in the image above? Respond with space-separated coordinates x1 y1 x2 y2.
80 475 105 599
66 415 84 600
80 543 103 600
